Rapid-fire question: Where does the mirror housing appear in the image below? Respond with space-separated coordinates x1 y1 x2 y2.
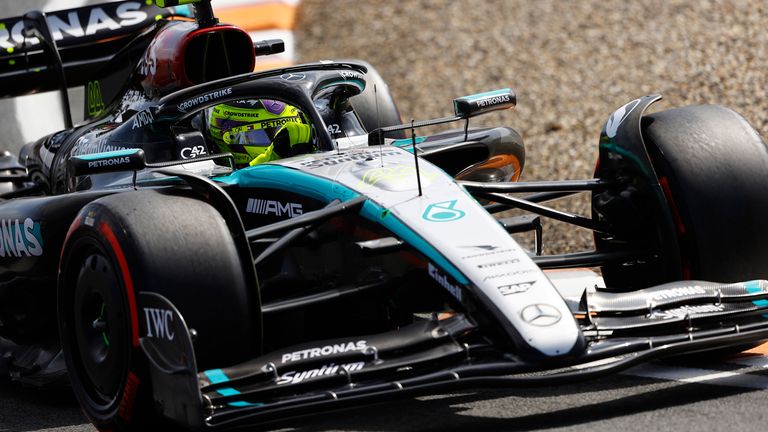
453 88 516 118
175 131 210 160
69 149 146 177
254 39 286 56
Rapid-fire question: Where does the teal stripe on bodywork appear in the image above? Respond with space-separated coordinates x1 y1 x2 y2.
75 149 139 160
203 369 263 407
318 79 365 91
360 200 469 284
216 164 358 203
744 280 768 319
229 401 263 407
204 369 229 384
216 388 241 397
745 281 768 307
215 164 469 284
392 136 426 148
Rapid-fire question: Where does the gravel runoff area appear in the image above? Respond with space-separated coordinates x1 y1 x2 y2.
296 0 768 254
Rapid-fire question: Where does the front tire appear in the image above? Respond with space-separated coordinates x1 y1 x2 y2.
59 191 253 431
644 105 768 282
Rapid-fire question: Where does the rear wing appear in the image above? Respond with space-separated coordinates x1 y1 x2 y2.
0 1 184 98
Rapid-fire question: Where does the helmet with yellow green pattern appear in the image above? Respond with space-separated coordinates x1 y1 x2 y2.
206 99 313 166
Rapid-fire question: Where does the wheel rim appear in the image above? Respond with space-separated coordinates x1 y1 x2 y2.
70 250 130 408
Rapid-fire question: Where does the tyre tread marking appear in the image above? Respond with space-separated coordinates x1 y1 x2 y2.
118 371 140 422
99 222 140 348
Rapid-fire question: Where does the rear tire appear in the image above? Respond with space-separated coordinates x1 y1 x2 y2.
58 191 252 431
643 105 768 282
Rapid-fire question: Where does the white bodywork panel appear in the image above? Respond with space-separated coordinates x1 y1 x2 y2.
278 147 582 357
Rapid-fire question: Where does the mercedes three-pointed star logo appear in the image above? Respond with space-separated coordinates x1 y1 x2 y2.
280 72 306 81
521 303 562 327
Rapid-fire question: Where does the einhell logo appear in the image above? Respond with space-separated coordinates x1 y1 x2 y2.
428 262 463 302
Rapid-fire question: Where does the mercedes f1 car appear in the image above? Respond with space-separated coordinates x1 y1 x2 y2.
3 1 768 431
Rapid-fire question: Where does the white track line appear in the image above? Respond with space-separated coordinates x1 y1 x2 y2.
727 355 768 368
623 362 768 390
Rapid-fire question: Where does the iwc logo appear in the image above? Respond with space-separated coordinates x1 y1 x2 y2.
521 304 561 327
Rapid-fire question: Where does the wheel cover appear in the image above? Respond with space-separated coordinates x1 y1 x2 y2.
71 250 130 407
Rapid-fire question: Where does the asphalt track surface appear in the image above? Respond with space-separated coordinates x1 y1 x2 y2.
4 346 768 432
4 1 768 432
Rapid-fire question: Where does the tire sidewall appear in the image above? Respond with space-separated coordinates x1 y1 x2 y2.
59 207 154 431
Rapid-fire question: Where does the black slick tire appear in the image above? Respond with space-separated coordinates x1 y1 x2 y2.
643 105 768 282
58 190 252 431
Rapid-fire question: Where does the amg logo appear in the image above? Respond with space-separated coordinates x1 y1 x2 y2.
246 199 303 218
428 262 463 302
482 269 536 282
0 218 43 258
281 340 367 363
87 157 130 169
651 286 706 301
143 308 175 341
276 362 364 385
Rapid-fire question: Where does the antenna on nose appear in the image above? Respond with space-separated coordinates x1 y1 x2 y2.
411 119 422 197
375 84 384 167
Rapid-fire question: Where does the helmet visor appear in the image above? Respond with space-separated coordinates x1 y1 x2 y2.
222 117 304 146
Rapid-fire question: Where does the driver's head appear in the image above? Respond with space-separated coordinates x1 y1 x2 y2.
206 99 313 166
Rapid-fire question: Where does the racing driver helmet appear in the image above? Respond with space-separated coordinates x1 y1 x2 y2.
206 99 314 167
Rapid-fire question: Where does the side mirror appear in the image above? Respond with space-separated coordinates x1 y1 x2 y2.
69 149 146 177
254 39 285 56
453 88 516 118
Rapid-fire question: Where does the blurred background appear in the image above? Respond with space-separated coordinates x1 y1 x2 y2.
295 0 768 252
2 0 768 252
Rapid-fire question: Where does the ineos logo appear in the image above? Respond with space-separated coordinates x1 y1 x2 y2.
280 72 306 81
521 304 561 327
181 146 207 159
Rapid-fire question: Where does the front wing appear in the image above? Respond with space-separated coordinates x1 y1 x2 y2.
137 280 768 430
